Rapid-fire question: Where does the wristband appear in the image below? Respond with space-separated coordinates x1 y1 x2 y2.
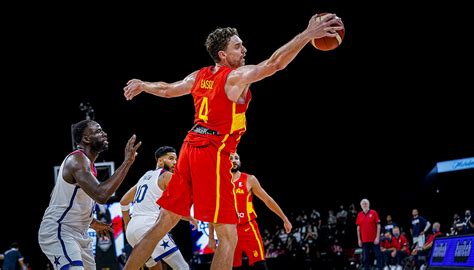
121 204 131 211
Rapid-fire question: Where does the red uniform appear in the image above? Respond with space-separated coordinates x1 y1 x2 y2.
380 237 395 249
426 231 442 245
393 235 410 255
158 66 252 224
356 209 380 243
233 173 265 267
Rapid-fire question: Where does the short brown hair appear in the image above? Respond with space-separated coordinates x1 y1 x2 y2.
205 27 239 63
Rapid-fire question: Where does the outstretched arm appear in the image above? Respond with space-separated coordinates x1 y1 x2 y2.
120 184 137 231
225 13 343 102
123 71 198 100
248 175 292 233
66 135 141 204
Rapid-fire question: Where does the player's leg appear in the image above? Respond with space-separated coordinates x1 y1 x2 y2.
187 141 238 269
149 234 189 270
242 220 266 269
232 233 244 268
123 209 181 270
147 260 164 270
212 223 238 270
38 224 87 270
80 234 96 270
125 143 194 269
162 250 190 269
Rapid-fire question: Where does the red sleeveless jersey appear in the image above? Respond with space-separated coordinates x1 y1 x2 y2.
191 66 252 135
234 173 257 224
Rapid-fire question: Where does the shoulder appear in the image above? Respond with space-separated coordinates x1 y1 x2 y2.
246 174 258 185
64 151 89 169
159 170 173 183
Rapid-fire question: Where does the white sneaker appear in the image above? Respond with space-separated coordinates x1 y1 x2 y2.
396 265 402 270
383 266 389 270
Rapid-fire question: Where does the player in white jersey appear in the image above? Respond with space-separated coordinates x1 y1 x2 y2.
120 146 190 270
38 120 141 270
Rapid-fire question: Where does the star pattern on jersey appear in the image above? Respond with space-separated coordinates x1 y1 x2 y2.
54 255 61 266
160 240 170 249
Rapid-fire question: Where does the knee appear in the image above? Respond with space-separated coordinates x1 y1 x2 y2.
216 229 237 248
160 209 181 224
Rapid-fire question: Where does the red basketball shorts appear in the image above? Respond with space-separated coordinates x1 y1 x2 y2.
157 132 239 224
233 220 265 267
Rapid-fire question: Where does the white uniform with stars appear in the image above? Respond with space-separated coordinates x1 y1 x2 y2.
126 168 189 269
38 150 96 270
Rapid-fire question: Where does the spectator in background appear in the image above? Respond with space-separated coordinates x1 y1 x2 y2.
412 222 442 268
391 227 410 269
356 198 383 270
383 214 397 234
380 230 396 270
330 238 345 270
450 213 464 236
336 205 348 222
0 242 27 270
410 209 431 248
328 210 337 230
310 209 322 228
463 209 473 234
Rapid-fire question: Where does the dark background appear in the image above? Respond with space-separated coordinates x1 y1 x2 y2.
2 1 473 268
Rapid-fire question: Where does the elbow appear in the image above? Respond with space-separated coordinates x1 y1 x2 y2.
119 197 128 206
273 63 287 71
267 60 286 73
96 198 108 204
96 194 110 204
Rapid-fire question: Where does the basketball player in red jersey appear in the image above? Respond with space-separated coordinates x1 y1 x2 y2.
208 152 291 269
123 13 342 270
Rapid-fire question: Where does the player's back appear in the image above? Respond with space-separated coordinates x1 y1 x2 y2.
191 66 252 136
40 150 96 233
130 168 164 220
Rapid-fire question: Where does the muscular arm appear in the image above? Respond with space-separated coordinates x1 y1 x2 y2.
248 175 292 233
157 171 173 191
120 184 137 231
65 135 141 204
124 71 198 100
225 13 343 102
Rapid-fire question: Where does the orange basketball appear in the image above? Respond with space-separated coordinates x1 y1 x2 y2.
311 13 345 51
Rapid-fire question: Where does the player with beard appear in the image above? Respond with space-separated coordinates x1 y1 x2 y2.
122 13 342 270
208 152 292 270
39 119 141 270
120 146 189 270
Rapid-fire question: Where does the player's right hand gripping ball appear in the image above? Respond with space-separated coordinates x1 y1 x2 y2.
311 13 345 51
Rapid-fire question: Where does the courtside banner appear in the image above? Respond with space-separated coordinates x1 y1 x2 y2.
428 234 474 269
436 157 474 173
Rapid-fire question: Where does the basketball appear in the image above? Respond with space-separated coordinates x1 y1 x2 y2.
311 13 345 51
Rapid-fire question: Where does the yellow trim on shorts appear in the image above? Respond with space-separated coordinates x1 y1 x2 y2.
213 134 229 223
248 219 265 261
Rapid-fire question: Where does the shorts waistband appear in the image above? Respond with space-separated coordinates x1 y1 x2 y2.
190 124 219 135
